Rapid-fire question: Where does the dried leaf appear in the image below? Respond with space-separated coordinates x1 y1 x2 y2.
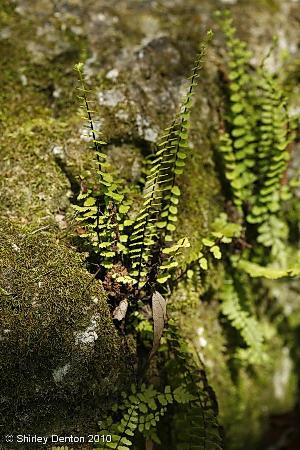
113 299 128 321
150 291 167 359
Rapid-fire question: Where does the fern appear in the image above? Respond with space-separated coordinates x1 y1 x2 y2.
95 323 223 450
95 383 195 450
74 32 213 290
247 71 293 222
237 259 300 279
129 31 213 288
216 11 256 209
185 213 242 278
73 63 131 269
216 11 298 268
246 71 297 263
220 277 267 364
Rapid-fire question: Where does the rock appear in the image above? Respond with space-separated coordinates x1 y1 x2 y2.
0 220 130 434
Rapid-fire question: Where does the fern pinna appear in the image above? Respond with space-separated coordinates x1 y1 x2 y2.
74 32 212 293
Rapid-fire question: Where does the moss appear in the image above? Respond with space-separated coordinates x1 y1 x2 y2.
0 219 130 436
1 117 70 224
0 0 86 226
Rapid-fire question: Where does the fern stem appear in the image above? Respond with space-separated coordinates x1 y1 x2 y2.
161 58 202 239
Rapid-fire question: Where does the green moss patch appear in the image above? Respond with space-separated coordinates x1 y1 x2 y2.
0 220 129 436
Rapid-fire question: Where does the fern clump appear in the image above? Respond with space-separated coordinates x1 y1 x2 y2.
208 11 300 372
70 14 299 448
72 38 227 448
216 11 299 271
73 32 212 295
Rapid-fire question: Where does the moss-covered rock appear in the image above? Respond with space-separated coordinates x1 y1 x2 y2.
0 220 129 437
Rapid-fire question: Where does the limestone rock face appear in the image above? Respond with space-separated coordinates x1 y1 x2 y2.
0 220 129 434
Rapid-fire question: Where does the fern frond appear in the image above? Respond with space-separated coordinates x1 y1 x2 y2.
128 121 179 287
74 63 130 269
96 383 195 449
237 259 300 279
216 12 257 208
129 32 213 288
220 277 267 364
247 72 291 222
217 13 297 268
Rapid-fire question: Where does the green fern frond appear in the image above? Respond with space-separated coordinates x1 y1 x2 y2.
220 277 267 364
74 63 130 269
247 72 292 226
216 12 257 208
96 382 195 449
217 12 298 269
184 213 242 280
129 32 213 288
237 259 300 279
